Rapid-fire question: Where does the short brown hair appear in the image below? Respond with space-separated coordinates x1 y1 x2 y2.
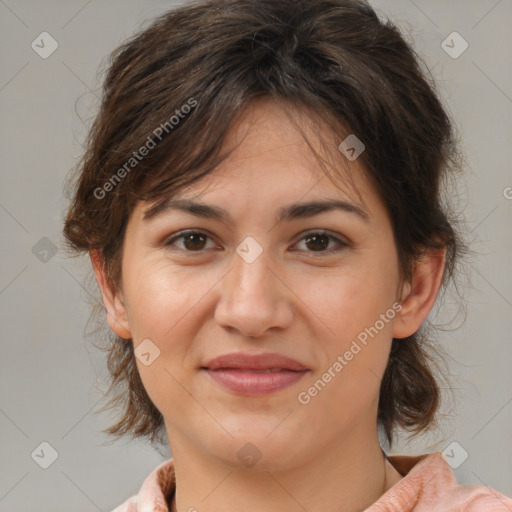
63 0 468 448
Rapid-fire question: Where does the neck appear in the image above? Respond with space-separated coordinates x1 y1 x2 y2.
168 424 403 512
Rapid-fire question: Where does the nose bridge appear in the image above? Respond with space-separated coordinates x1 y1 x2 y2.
230 235 275 300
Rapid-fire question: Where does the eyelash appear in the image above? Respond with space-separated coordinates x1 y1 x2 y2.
163 229 349 256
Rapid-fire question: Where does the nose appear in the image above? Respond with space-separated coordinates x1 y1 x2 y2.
214 239 294 338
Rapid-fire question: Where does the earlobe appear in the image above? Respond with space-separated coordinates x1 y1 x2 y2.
392 248 446 339
90 249 132 340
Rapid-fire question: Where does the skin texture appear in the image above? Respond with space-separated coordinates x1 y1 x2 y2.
91 97 446 512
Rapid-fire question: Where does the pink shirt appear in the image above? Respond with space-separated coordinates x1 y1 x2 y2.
111 452 512 511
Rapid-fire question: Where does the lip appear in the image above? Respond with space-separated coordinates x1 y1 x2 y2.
202 352 310 396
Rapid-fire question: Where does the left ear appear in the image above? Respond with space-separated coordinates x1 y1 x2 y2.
392 247 447 339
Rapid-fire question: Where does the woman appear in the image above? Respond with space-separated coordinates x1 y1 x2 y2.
62 0 512 510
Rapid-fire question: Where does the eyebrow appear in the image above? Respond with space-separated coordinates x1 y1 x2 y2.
142 197 370 224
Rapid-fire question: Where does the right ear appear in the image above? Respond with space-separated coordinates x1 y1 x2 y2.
89 249 132 340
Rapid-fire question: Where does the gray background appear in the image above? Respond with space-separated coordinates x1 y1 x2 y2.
0 0 511 510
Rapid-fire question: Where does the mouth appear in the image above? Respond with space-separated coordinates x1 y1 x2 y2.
201 352 310 395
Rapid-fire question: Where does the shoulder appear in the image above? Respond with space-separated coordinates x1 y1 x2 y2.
110 495 137 512
435 483 512 511
367 452 512 511
109 458 176 512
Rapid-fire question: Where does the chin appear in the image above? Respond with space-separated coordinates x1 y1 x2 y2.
204 421 308 473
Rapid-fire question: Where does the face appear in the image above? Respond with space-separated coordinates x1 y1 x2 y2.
102 98 416 470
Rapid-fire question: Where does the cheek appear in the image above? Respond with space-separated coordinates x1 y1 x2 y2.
297 273 396 429
293 259 397 401
298 263 396 346
122 257 214 343
122 260 220 409
123 265 204 415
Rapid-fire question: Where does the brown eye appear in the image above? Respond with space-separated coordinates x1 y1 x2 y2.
182 233 208 251
293 231 348 255
164 230 215 252
304 233 330 251
163 229 348 256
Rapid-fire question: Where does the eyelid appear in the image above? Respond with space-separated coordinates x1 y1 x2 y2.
291 229 349 254
162 228 350 255
163 229 219 251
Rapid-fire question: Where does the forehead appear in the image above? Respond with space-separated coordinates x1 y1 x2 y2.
135 97 387 225
216 97 357 184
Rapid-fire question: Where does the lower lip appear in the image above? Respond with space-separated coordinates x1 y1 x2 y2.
204 368 309 395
